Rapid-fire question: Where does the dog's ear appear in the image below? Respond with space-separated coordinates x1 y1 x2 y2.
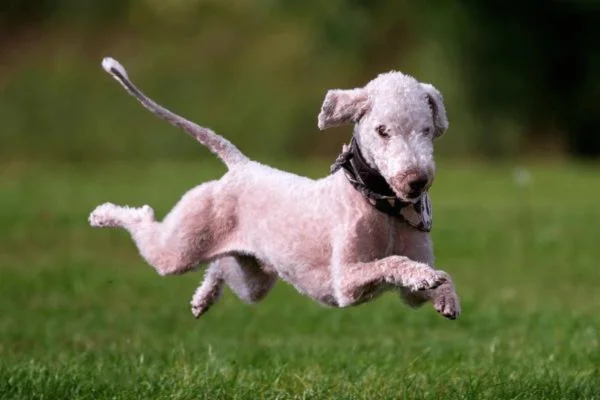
421 83 449 139
318 88 370 130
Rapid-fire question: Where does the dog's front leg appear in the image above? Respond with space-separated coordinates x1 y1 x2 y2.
334 255 446 307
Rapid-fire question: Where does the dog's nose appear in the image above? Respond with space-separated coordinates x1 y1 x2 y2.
407 177 428 197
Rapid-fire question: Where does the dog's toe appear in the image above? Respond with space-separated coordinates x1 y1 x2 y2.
89 203 119 227
191 305 202 319
429 272 447 290
190 302 210 319
434 291 461 320
410 270 446 291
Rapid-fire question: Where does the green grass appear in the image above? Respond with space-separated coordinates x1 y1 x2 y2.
1 160 599 399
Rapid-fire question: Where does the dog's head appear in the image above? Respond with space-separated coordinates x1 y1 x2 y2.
318 72 448 202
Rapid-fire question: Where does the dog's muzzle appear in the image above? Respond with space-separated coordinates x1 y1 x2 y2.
390 172 431 201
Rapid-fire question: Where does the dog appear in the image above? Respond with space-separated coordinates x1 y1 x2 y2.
89 58 460 320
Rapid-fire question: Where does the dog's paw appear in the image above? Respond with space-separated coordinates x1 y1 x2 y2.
403 268 446 292
89 203 154 228
433 288 461 320
190 301 211 319
190 282 223 319
89 203 120 227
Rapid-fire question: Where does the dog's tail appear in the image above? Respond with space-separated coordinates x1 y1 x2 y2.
101 57 249 169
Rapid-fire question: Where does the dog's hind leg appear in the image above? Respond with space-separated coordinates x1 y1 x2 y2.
89 182 233 276
189 261 225 318
190 256 277 318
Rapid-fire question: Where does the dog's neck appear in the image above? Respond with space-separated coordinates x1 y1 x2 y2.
330 137 433 232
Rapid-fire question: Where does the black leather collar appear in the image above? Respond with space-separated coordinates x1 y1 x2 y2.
330 137 433 232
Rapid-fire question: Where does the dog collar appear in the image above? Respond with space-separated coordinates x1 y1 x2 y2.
330 137 432 232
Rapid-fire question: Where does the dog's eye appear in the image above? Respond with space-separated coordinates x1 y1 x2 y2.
375 125 389 138
422 127 432 136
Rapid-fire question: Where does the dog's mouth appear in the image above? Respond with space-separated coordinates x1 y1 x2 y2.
388 176 431 203
406 190 425 201
392 189 423 204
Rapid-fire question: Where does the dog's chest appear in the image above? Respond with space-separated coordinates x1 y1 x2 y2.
344 212 403 262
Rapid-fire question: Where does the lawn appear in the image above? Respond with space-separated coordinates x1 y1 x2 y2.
0 160 599 399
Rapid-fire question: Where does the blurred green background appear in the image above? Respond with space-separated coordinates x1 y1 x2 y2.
1 0 599 162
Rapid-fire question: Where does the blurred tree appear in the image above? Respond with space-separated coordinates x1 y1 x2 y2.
455 0 600 157
1 0 130 29
0 0 599 160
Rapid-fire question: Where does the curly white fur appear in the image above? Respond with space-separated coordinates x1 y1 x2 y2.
90 58 461 320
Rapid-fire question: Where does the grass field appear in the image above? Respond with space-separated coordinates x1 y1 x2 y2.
0 160 599 399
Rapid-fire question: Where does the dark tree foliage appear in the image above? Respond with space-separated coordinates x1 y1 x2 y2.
0 0 130 30
457 0 600 157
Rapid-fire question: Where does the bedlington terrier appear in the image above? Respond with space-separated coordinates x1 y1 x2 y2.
89 57 461 320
